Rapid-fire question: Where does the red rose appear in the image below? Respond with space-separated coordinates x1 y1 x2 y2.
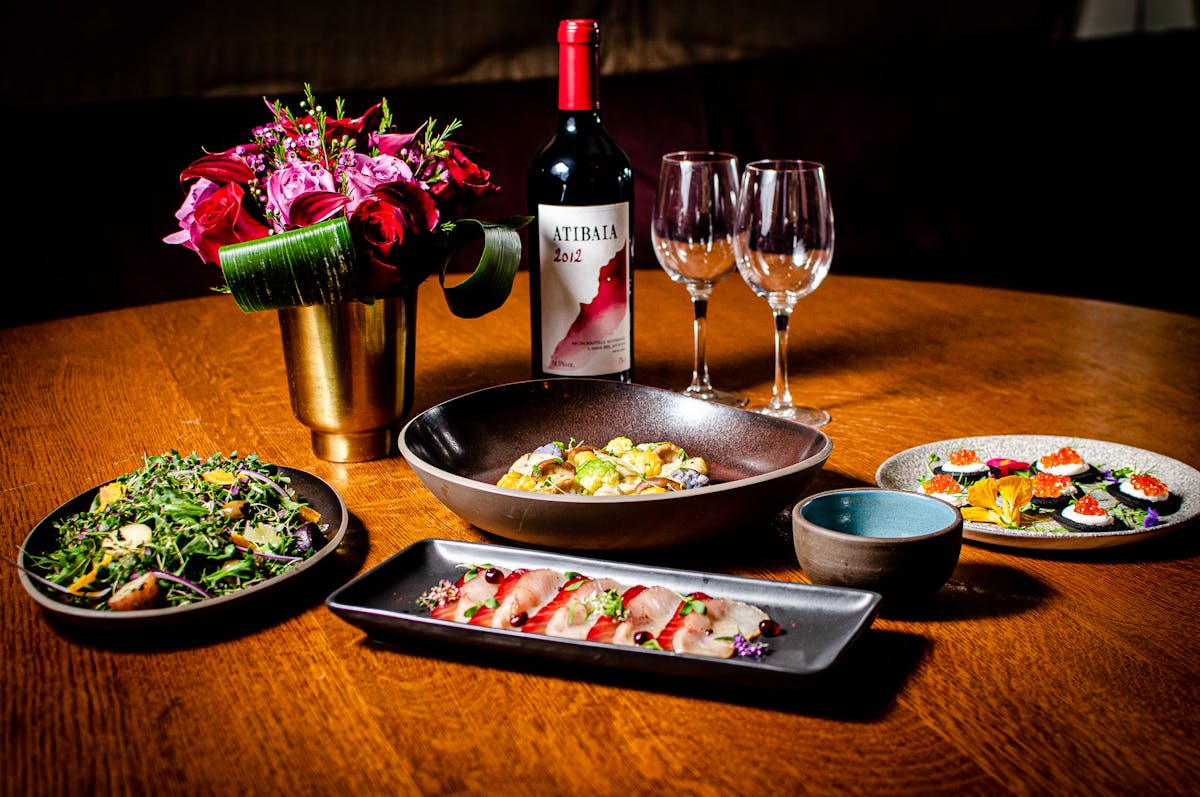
165 181 269 265
349 182 439 294
430 143 497 215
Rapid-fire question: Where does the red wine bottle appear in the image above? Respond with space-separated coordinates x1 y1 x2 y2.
528 18 634 382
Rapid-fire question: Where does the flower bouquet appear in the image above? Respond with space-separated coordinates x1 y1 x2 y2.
164 86 529 462
165 84 528 317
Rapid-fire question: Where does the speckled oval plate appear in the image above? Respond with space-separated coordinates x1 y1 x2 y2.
875 435 1200 550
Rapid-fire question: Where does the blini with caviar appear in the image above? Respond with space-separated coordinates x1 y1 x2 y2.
1053 494 1128 532
1106 473 1182 515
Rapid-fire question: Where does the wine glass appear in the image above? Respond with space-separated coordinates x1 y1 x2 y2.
651 151 748 406
733 159 834 426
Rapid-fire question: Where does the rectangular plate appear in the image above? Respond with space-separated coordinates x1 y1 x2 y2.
325 539 881 687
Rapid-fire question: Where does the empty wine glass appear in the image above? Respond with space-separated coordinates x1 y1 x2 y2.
651 151 748 406
733 159 833 426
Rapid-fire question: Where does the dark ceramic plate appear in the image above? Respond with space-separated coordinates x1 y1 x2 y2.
16 467 349 630
325 539 881 686
398 379 833 549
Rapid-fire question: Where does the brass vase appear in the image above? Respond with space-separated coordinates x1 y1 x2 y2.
277 289 416 462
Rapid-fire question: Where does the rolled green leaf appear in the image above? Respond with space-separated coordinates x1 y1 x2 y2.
219 218 360 312
439 216 532 319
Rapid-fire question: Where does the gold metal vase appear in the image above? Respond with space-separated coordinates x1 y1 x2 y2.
277 289 416 462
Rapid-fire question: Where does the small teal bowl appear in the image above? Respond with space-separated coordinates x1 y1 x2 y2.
792 488 963 604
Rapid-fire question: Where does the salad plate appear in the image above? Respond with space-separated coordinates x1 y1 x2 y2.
875 435 1200 550
16 466 348 630
326 539 881 687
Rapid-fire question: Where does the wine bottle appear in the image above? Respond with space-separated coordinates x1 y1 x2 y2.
528 18 634 382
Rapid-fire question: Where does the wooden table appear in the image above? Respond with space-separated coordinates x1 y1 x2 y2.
3 271 1199 796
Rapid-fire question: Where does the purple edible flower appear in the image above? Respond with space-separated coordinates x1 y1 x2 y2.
1143 507 1160 528
732 633 768 660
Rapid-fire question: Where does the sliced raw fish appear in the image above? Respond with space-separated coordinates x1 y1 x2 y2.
429 567 510 622
610 586 683 646
669 597 770 659
466 568 527 627
478 568 566 630
587 585 646 643
535 577 626 639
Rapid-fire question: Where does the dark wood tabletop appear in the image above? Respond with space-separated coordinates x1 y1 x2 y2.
3 270 1199 796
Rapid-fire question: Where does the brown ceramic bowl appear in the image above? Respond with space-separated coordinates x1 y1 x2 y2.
792 488 963 605
399 379 832 550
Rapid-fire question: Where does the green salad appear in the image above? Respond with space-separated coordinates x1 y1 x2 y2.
22 451 322 611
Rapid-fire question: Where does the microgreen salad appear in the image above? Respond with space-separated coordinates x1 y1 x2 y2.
21 452 324 611
416 562 781 660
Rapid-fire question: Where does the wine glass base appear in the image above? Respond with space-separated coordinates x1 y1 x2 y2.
680 386 750 407
751 404 830 427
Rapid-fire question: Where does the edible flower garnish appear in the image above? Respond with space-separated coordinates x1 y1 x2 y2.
416 578 459 610
987 457 1029 477
961 476 1040 528
731 632 769 660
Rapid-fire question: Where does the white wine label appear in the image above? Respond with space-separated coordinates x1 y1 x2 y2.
537 202 631 376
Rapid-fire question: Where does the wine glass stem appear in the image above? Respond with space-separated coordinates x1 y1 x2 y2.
686 282 715 394
770 306 794 411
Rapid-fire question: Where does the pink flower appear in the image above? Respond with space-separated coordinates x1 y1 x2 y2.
164 179 269 265
266 162 337 228
342 153 414 212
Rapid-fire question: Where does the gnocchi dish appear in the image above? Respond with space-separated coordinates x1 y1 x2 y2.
496 437 711 496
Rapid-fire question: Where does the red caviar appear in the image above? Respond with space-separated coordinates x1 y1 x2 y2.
1032 472 1073 498
1072 494 1107 516
1040 447 1083 467
1129 474 1168 497
948 449 982 466
923 474 963 495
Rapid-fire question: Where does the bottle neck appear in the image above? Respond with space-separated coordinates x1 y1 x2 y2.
557 34 599 111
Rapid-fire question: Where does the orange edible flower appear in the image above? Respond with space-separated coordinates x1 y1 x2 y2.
1129 474 1168 497
96 483 126 511
962 476 1039 529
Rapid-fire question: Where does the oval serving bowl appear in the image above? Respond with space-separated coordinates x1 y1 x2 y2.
399 378 833 550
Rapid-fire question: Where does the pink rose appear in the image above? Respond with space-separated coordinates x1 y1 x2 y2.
266 162 337 228
164 179 269 265
342 153 414 212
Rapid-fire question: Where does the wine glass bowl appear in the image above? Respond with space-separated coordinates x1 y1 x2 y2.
733 159 834 426
651 151 748 406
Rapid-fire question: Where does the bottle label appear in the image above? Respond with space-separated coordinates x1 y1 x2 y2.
536 202 631 376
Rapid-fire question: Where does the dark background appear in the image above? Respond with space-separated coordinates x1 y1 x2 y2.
4 1 1196 326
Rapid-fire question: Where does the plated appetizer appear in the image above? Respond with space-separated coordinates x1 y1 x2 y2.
916 440 1180 534
1030 472 1080 510
1032 446 1103 483
418 563 782 660
20 452 324 611
931 449 991 484
920 473 967 506
1106 471 1182 516
496 436 711 496
1054 494 1127 532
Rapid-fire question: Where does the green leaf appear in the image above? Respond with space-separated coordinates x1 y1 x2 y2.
438 216 532 319
219 217 360 313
